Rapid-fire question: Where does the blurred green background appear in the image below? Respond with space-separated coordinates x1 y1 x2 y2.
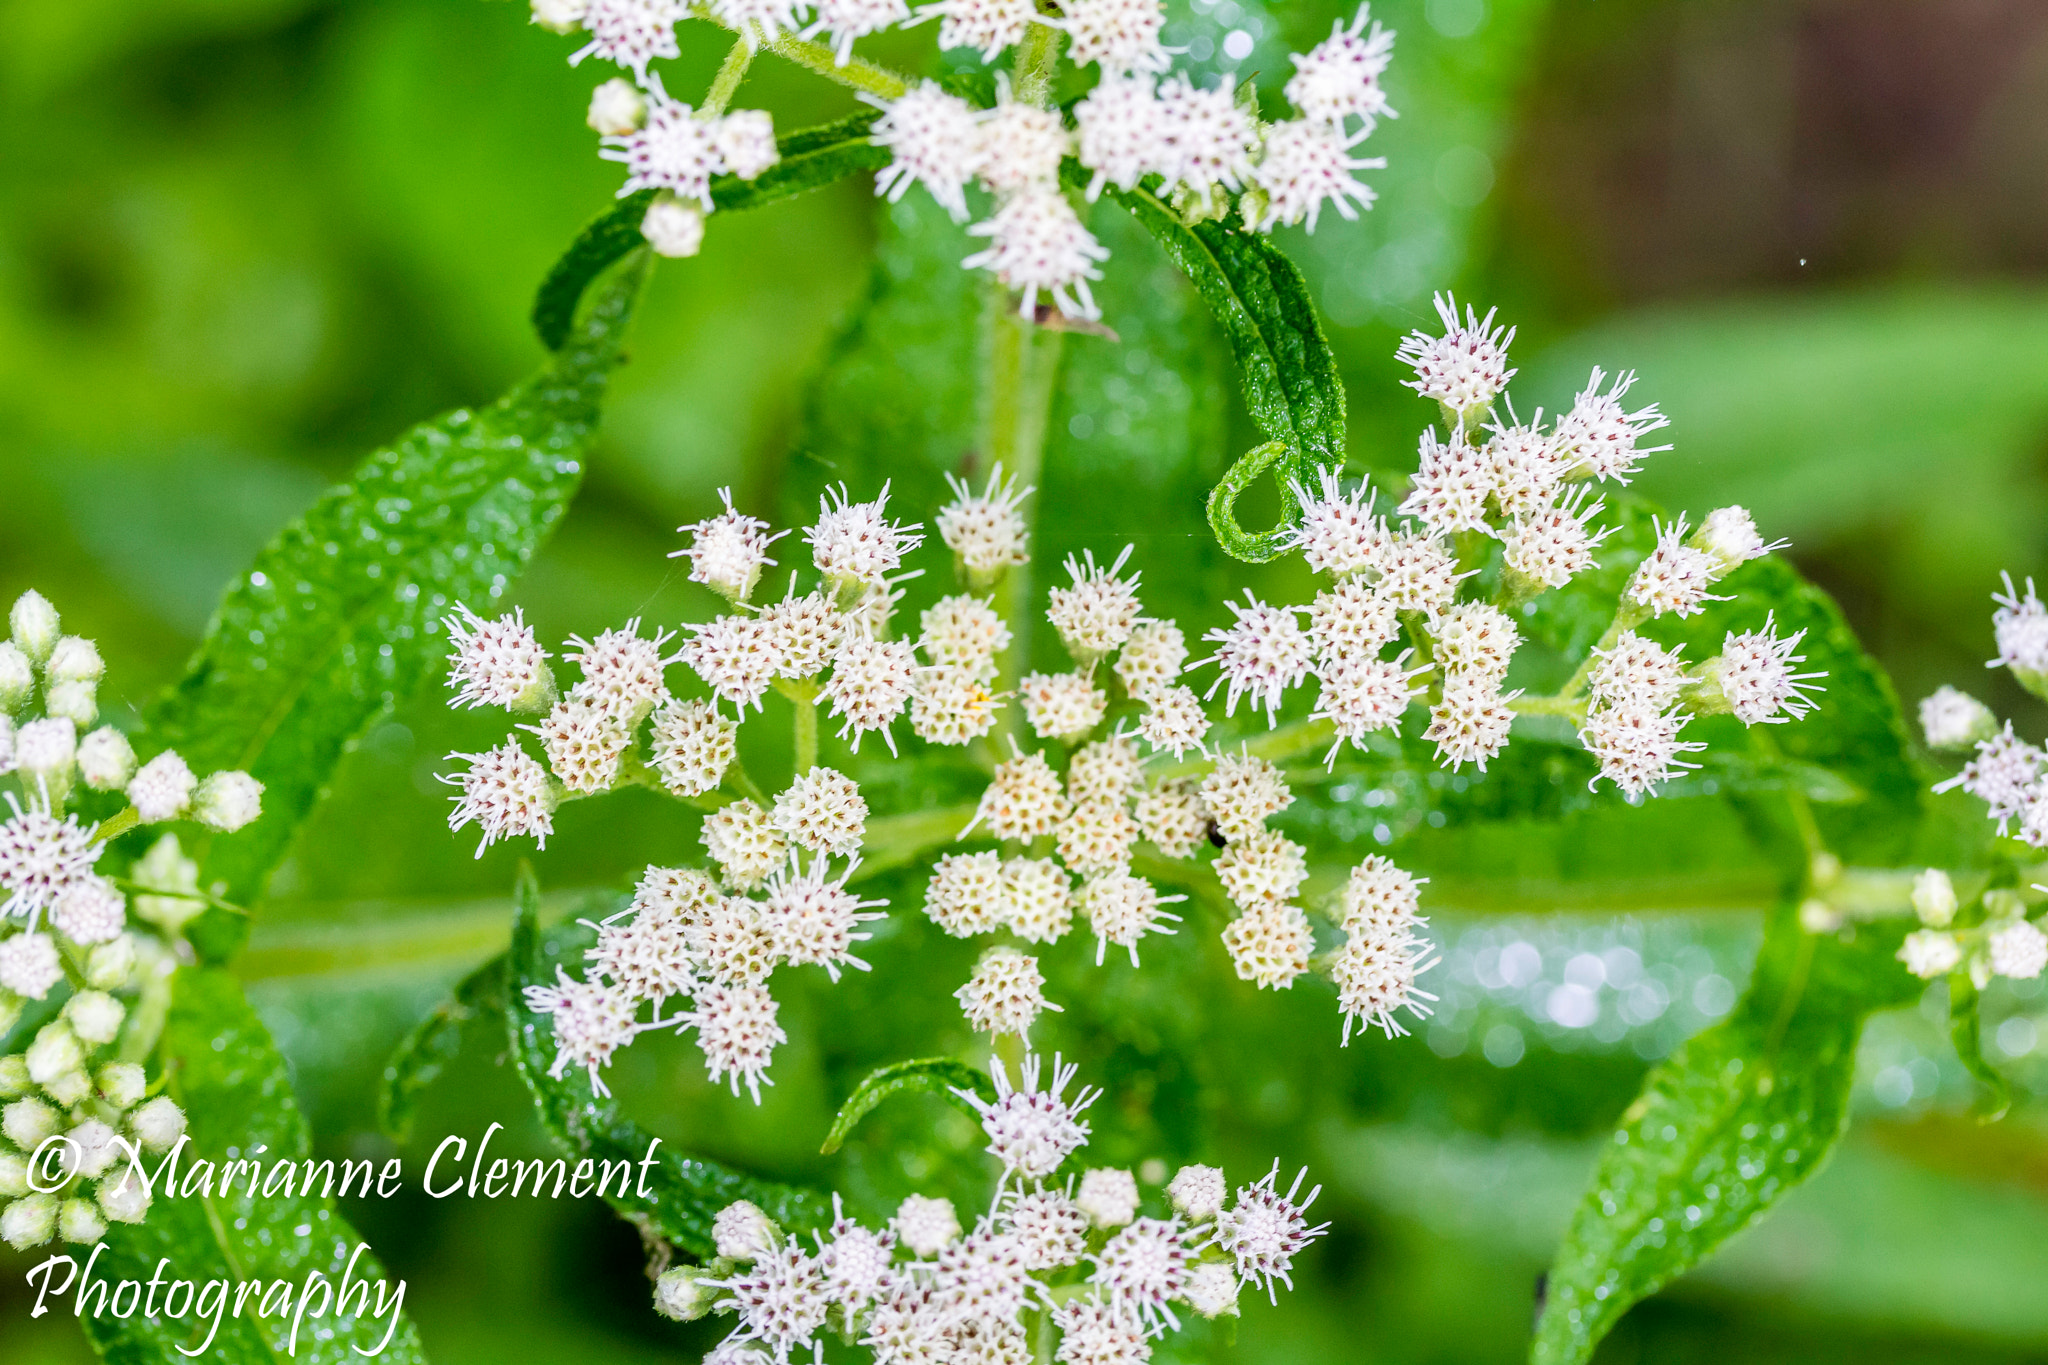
4 0 2048 1360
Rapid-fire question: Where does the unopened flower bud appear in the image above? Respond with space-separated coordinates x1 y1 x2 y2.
97 1062 145 1110
1183 1261 1241 1318
653 1266 715 1320
97 1172 150 1224
2 1192 58 1250
129 1096 187 1153
714 110 779 181
641 196 705 259
712 1199 778 1261
45 636 103 684
10 590 60 663
128 750 196 823
43 1068 92 1108
1166 1164 1226 1222
0 642 31 709
1797 898 1842 934
85 936 139 992
0 993 21 1041
1910 869 1957 928
3 1096 62 1151
0 1053 28 1097
1919 686 1997 751
1983 888 2027 921
64 991 126 1047
892 1194 960 1256
1076 1167 1140 1229
1898 929 1961 980
26 1022 83 1086
192 770 263 832
1692 506 1778 574
77 727 136 791
530 0 587 34
586 78 645 136
65 1120 123 1179
15 716 77 786
0 932 62 1000
45 680 99 728
0 1151 28 1198
59 1197 106 1246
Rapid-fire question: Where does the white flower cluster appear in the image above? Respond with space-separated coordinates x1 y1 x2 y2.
0 590 267 1251
524 0 1397 317
1893 870 2045 987
654 1053 1328 1362
1192 293 1821 798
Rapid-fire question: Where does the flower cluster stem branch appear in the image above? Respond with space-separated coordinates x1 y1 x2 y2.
1011 20 1067 107
765 36 911 100
988 287 1068 742
702 38 756 116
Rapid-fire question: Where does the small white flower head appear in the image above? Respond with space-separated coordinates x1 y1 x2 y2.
1021 670 1110 743
73 727 133 794
809 481 925 593
965 190 1111 321
50 876 126 947
10 591 60 662
1553 367 1671 483
1911 868 1957 928
637 864 726 919
4 1096 63 1152
1933 722 2042 832
1338 854 1426 939
701 800 789 891
2 1193 57 1252
1075 1167 1140 1230
1090 1216 1193 1335
759 855 886 982
1112 619 1186 702
1199 750 1291 841
1075 76 1166 199
522 967 642 1097
1052 1296 1149 1363
45 636 102 686
602 93 722 208
1137 684 1211 759
681 613 782 713
1430 601 1521 682
65 990 124 1047
1485 413 1564 520
0 931 62 999
969 744 1071 841
704 1239 831 1360
526 697 629 793
1214 829 1309 909
1221 901 1315 989
957 945 1060 1037
1713 613 1827 725
1198 591 1312 725
1579 704 1707 799
1627 514 1726 619
585 903 696 1007
1376 529 1468 614
0 796 101 925
759 584 847 681
129 1096 188 1154
869 82 987 220
1132 780 1207 859
1068 734 1143 806
1283 469 1385 580
59 1196 107 1246
1693 505 1786 573
191 770 263 833
1057 798 1140 878
1991 572 2048 681
1898 929 1962 980
1285 3 1397 128
639 195 705 258
1166 1165 1226 1223
1250 119 1383 233
709 0 808 46
1306 578 1399 667
128 750 196 824
1004 1188 1090 1269
13 718 76 791
1503 484 1612 591
686 896 777 987
925 850 1008 937
1077 868 1184 967
860 1284 946 1361
910 665 1005 746
533 0 589 35
1988 916 2046 980
653 1267 715 1323
961 1052 1100 1186
1155 74 1258 200
1048 546 1143 664
1918 686 1997 752
685 981 787 1103
1396 293 1514 421
919 595 1011 676
1062 0 1168 74
824 635 918 754
674 488 787 604
894 1194 963 1257
566 618 677 723
1330 926 1437 1043
771 766 869 858
1313 653 1428 765
0 644 31 711
818 1196 897 1310
923 0 1039 62
1588 631 1687 714
570 0 685 78
714 108 781 179
1214 1162 1331 1303
937 464 1034 583
649 698 737 797
586 77 646 136
978 83 1071 195
1003 856 1075 943
96 1173 150 1226
1183 1261 1240 1319
805 0 909 64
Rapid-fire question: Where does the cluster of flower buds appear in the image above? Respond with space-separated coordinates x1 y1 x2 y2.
1212 293 1823 797
652 1053 1326 1364
1892 868 2046 986
525 0 1397 317
0 590 262 1251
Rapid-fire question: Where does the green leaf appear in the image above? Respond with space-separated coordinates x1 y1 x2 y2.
80 968 425 1363
1530 910 1922 1365
502 866 829 1256
531 112 887 351
138 250 650 923
1946 973 2012 1123
818 1057 995 1156
375 954 507 1144
1110 186 1347 561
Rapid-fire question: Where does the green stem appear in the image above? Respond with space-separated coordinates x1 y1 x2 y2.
92 806 140 845
1554 599 1649 705
1010 18 1066 107
778 680 821 775
766 36 911 100
1508 693 1587 720
702 38 756 115
988 292 1068 743
854 804 978 881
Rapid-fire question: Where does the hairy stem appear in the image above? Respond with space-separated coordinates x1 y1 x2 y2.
702 38 757 115
92 806 140 845
988 294 1068 741
766 36 911 100
780 679 821 775
1011 19 1066 107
